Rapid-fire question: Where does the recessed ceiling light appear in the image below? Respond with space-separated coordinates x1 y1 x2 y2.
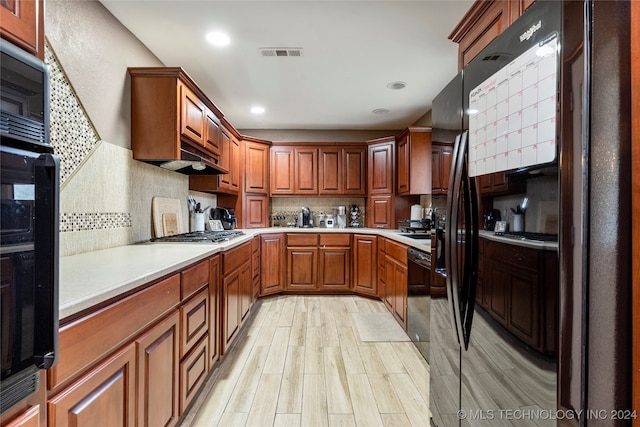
387 81 407 90
206 31 230 47
372 108 390 115
251 106 265 114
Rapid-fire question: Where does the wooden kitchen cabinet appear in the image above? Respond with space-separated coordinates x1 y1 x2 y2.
367 137 395 195
135 312 180 427
477 171 525 196
318 234 351 291
480 237 557 355
367 195 393 229
2 405 40 427
0 0 44 59
396 127 432 196
179 335 208 414
353 234 378 297
129 68 226 173
48 344 137 427
270 146 295 195
293 147 318 194
251 236 261 300
243 194 269 228
260 234 285 296
431 143 453 195
286 234 319 290
383 239 408 330
209 255 220 367
222 242 252 353
217 129 240 194
244 140 270 194
318 146 366 195
450 0 535 70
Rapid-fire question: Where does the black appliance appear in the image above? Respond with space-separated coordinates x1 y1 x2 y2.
298 207 313 228
212 207 237 230
406 246 431 362
430 1 633 425
483 209 501 231
1 39 59 414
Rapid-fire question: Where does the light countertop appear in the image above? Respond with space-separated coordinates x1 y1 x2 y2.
59 228 429 320
478 230 559 250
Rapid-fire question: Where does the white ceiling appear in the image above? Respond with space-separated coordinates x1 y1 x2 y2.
100 0 473 130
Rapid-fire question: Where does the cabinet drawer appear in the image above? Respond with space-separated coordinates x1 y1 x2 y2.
180 287 208 358
384 239 408 265
319 233 350 247
181 259 209 300
223 241 252 274
180 335 209 414
49 275 180 390
287 233 319 246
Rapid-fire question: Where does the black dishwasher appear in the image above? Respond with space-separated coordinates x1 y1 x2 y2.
407 246 430 362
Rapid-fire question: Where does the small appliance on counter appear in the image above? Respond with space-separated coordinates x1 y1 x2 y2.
298 207 313 228
336 206 347 228
483 209 501 231
212 207 237 230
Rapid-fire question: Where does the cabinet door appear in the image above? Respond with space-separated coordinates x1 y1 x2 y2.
353 235 377 296
180 84 205 146
243 194 269 228
368 141 394 194
367 195 393 228
260 234 285 295
343 147 366 195
393 262 408 330
396 135 410 195
229 136 241 192
508 269 540 349
432 144 453 195
3 405 39 427
218 128 231 188
48 344 137 427
180 287 208 358
179 335 208 414
223 269 240 352
245 141 269 194
209 255 220 367
0 0 43 59
239 262 252 323
318 147 342 194
384 256 396 311
270 147 295 195
294 148 318 194
251 237 261 300
204 109 221 157
488 261 509 326
136 312 179 427
318 248 350 290
287 247 318 290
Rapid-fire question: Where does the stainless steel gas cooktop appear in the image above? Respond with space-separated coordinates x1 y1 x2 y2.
151 230 244 243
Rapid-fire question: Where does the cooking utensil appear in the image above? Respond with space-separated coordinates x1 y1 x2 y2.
520 197 529 212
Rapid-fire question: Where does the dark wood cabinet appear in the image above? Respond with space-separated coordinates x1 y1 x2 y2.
216 130 240 194
209 255 220 367
380 238 409 331
450 0 536 70
244 141 269 194
136 312 180 427
48 344 137 427
367 138 394 195
180 84 206 147
251 237 261 300
294 147 318 194
431 143 453 195
260 234 285 296
286 233 319 290
0 0 44 59
243 194 269 228
477 171 525 196
222 242 252 353
353 234 378 296
318 146 366 195
478 237 557 355
270 146 295 195
318 234 351 291
367 195 393 229
396 127 432 196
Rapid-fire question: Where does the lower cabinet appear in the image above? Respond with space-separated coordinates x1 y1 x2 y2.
2 405 40 427
260 234 285 295
136 312 180 427
48 344 137 427
380 238 408 331
222 242 252 354
352 234 377 296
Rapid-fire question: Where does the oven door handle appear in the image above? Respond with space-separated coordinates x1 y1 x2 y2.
33 153 60 369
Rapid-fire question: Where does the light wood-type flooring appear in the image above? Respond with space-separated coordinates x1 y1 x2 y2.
180 295 431 427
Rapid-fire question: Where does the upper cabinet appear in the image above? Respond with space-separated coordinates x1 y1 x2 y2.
244 139 270 195
0 0 44 59
128 68 227 174
367 137 394 195
449 0 536 70
431 143 453 196
270 144 366 197
396 127 432 196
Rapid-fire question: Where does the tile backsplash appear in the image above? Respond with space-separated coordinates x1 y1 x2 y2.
271 197 366 227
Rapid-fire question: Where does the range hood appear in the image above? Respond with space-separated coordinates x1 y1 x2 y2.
145 142 228 176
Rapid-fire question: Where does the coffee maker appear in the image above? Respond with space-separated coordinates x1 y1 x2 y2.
298 207 313 228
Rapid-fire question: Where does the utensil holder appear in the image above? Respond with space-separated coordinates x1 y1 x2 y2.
190 212 205 232
512 214 524 232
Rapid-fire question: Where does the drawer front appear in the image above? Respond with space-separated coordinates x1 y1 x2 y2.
319 233 350 247
50 275 180 390
385 239 408 265
180 287 208 358
223 241 252 274
180 335 209 414
287 233 319 246
181 259 209 300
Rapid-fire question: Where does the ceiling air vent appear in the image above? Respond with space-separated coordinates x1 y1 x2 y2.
260 48 303 57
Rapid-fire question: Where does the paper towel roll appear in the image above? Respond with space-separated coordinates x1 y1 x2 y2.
411 205 423 221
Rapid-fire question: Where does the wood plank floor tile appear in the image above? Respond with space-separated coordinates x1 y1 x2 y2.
380 413 413 427
359 346 405 414
304 327 324 374
264 327 291 374
327 414 356 427
273 414 302 427
289 310 307 347
388 373 430 427
226 345 270 413
346 373 384 427
277 346 305 414
323 346 353 414
216 412 248 427
301 373 329 427
246 373 282 427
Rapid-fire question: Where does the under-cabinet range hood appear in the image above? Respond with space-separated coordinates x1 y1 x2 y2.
144 142 228 176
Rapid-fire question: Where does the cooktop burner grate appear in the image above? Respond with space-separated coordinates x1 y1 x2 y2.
151 230 244 243
497 231 558 242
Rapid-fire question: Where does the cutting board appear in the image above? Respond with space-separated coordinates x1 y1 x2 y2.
152 197 183 238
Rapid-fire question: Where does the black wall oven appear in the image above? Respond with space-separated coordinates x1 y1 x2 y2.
1 39 59 414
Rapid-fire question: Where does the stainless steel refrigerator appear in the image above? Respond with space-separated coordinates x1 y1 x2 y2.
429 1 632 426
